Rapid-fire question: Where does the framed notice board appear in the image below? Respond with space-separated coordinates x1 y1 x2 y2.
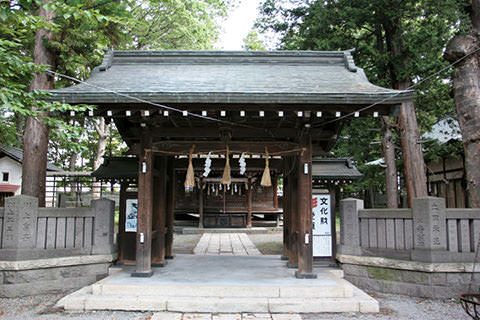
312 193 333 257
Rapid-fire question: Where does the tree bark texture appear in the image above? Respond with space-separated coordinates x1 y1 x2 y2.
383 13 428 207
92 118 110 199
22 2 56 207
382 116 398 208
445 0 480 207
397 97 428 207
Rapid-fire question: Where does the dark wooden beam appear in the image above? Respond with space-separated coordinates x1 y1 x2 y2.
126 126 335 140
151 141 301 154
151 156 167 267
247 177 253 228
93 102 397 116
118 182 127 263
295 136 316 279
287 156 299 268
165 157 175 259
132 139 154 277
174 158 284 171
282 160 290 261
198 177 204 228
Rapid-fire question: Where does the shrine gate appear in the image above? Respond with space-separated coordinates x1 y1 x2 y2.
48 50 412 279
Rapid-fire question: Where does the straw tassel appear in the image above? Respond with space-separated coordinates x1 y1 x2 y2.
261 147 272 187
184 145 195 188
221 146 231 185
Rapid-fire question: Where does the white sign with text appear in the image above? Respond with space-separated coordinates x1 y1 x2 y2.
312 194 332 257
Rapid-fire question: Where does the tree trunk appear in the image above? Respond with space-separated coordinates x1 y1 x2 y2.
397 93 428 207
383 13 428 208
15 115 25 145
21 2 56 207
444 0 480 207
92 118 110 199
382 116 398 208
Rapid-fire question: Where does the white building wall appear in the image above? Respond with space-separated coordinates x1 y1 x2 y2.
0 157 22 195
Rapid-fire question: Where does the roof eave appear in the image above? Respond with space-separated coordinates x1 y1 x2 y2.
45 91 414 105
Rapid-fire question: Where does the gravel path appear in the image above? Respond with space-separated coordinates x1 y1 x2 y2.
0 292 466 320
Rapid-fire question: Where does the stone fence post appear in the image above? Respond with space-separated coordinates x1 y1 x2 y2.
338 198 363 255
411 197 447 262
91 198 115 254
2 195 38 252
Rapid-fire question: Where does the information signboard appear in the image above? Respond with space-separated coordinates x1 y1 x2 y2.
125 199 138 232
312 194 332 257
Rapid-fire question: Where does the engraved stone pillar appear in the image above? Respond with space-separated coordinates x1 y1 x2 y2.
412 197 447 262
3 195 38 250
338 198 362 255
91 198 115 254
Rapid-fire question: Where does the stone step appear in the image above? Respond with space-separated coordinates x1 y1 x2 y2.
93 282 351 298
56 255 378 314
59 283 378 313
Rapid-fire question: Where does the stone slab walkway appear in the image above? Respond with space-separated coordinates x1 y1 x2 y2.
193 233 262 255
152 312 301 320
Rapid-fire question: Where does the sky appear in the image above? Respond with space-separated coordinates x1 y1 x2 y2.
216 0 264 50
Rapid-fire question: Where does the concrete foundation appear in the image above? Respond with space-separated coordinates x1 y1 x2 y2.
57 254 379 313
339 254 480 298
0 254 116 297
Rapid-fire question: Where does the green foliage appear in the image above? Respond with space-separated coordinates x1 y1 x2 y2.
256 0 468 196
2 0 231 173
243 30 266 51
125 0 229 50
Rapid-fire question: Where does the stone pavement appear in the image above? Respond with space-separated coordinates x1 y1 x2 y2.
152 312 301 320
193 233 262 255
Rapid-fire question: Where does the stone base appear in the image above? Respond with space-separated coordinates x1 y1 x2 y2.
295 271 317 279
340 259 480 299
152 262 167 267
0 254 116 298
131 271 154 278
280 255 288 261
286 263 298 269
57 255 379 314
165 256 175 260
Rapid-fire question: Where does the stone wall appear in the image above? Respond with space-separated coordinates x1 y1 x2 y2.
0 195 117 297
338 197 480 298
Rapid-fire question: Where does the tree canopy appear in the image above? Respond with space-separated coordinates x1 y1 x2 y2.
256 0 469 206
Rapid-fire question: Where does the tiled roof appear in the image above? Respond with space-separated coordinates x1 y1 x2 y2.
91 156 138 179
312 158 362 180
0 144 62 172
92 156 362 181
48 50 413 105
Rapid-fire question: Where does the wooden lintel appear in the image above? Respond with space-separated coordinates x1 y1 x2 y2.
94 103 397 116
151 141 300 154
128 127 335 140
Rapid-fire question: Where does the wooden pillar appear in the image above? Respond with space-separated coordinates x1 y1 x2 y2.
282 158 290 261
132 141 154 277
287 156 299 268
165 158 176 259
296 137 316 278
152 156 167 267
273 173 279 209
329 186 337 265
118 181 127 263
198 177 204 228
247 177 253 228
